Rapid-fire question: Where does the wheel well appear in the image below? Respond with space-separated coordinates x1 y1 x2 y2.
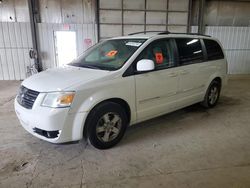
213 77 222 86
83 98 131 137
104 98 131 123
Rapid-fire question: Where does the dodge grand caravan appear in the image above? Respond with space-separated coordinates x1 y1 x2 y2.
15 31 227 149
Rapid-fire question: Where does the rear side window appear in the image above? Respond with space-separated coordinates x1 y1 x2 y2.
204 39 224 60
176 38 204 65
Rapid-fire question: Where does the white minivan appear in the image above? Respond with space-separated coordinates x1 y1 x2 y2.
15 32 227 149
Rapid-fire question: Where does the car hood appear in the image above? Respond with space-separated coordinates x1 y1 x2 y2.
22 66 111 92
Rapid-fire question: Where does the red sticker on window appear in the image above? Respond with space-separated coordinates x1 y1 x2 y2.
106 50 118 57
155 53 163 64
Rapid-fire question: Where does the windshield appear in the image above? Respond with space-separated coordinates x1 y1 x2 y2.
69 39 146 71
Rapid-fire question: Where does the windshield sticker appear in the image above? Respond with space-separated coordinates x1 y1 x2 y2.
106 50 118 57
155 53 164 64
125 42 142 47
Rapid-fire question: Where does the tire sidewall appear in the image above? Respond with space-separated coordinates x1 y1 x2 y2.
86 102 128 149
205 81 221 108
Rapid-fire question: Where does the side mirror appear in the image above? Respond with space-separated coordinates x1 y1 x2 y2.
136 59 155 72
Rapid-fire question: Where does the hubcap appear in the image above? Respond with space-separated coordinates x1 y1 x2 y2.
96 112 122 143
208 86 219 105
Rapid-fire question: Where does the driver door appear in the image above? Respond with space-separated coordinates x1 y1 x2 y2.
134 39 179 122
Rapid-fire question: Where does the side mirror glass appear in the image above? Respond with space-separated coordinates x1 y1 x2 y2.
136 59 155 72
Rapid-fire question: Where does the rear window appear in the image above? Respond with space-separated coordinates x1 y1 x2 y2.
176 38 204 65
204 39 224 61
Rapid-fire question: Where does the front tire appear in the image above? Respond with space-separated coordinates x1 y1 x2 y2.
85 102 128 149
202 80 221 108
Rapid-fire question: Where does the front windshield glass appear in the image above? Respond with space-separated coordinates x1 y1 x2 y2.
69 39 146 71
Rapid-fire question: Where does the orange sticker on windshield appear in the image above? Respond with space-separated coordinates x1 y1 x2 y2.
106 50 118 57
155 53 163 64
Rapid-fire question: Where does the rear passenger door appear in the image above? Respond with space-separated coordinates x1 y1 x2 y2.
175 38 206 107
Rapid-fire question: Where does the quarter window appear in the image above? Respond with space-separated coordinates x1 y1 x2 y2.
204 39 224 60
176 38 204 65
137 39 175 70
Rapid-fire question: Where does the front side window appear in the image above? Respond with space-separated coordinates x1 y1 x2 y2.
176 38 204 65
204 39 224 61
69 39 146 71
136 39 175 70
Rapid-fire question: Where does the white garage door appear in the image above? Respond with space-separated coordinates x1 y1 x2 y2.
99 0 190 39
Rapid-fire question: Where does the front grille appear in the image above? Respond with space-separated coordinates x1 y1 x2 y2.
17 86 40 109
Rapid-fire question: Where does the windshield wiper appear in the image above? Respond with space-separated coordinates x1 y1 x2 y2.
80 64 101 69
96 66 117 71
69 63 118 71
70 63 101 70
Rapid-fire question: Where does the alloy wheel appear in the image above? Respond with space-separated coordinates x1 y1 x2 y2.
208 86 219 105
96 112 122 143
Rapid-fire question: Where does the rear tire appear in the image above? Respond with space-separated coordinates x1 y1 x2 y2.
85 102 128 149
201 80 221 108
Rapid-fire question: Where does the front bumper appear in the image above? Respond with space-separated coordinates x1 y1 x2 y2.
14 96 88 143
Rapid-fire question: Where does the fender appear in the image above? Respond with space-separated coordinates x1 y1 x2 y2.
68 76 137 139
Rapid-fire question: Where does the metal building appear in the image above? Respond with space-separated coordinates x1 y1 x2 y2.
0 0 250 80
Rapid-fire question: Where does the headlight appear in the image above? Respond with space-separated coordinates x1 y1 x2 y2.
41 92 75 108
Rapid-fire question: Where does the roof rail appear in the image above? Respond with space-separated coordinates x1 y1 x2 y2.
158 32 211 37
128 31 170 35
128 30 211 37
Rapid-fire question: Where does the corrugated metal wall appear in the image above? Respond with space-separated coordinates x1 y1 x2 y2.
0 0 97 80
0 0 32 80
1 0 249 80
0 22 33 80
192 26 250 74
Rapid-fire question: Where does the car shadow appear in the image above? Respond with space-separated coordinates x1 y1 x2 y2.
120 95 241 147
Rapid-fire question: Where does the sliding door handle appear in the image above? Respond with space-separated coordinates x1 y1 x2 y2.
180 70 189 75
168 72 178 77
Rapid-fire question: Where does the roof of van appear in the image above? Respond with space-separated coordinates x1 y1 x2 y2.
112 31 212 40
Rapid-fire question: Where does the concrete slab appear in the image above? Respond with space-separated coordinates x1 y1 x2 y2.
0 76 250 188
